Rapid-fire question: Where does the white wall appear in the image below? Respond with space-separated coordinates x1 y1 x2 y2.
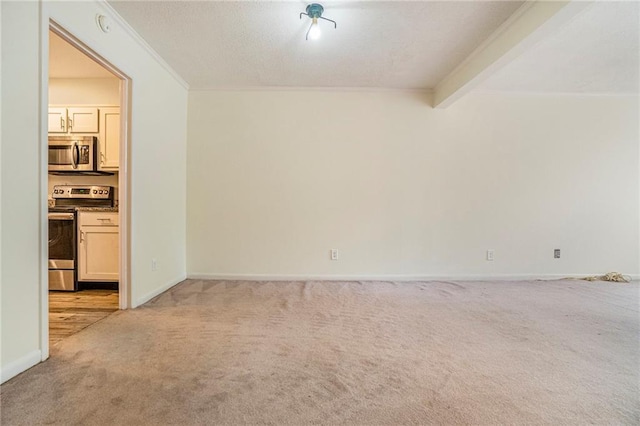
1 0 188 382
187 90 639 279
1 0 42 381
49 78 120 106
46 1 189 307
0 0 3 384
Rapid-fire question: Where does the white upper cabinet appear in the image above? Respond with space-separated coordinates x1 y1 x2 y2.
47 107 99 133
47 108 67 133
67 107 99 133
98 108 120 170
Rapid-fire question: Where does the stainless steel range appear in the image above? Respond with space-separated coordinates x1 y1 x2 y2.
48 185 114 291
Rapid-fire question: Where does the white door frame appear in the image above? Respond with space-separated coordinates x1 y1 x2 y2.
40 20 132 360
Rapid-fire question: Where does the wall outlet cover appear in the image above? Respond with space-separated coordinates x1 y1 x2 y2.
486 249 495 261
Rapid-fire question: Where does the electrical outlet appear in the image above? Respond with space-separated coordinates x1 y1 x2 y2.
554 249 561 259
330 249 339 261
486 249 495 261
151 258 158 271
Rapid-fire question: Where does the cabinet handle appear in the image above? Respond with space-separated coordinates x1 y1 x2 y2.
97 218 112 223
60 117 65 130
80 230 85 242
100 152 105 164
68 118 73 129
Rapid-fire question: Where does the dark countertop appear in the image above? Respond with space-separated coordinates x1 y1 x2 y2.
75 207 119 212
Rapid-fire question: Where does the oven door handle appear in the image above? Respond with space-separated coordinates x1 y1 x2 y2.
48 213 75 220
72 142 79 169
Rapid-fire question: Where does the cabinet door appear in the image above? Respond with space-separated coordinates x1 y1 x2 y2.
48 108 67 133
68 107 99 133
98 108 120 170
78 225 119 281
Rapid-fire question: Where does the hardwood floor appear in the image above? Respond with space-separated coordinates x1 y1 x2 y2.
49 289 119 346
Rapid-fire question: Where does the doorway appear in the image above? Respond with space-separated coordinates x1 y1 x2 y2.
44 22 131 353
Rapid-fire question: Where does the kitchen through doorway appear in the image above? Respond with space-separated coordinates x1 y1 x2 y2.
45 22 130 350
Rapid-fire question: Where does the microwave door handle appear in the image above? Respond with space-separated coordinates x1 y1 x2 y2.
72 142 78 169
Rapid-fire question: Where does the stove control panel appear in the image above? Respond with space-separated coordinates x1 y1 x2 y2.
52 185 113 199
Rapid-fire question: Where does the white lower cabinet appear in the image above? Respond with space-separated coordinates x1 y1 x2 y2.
78 212 119 282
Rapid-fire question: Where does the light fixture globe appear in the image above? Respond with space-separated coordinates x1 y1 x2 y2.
299 3 336 41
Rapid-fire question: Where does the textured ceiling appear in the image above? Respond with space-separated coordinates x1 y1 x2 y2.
108 0 523 89
49 31 116 79
480 1 640 93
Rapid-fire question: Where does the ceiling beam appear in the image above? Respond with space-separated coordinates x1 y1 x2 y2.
433 0 594 108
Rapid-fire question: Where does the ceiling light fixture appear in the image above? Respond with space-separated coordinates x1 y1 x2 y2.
300 3 336 41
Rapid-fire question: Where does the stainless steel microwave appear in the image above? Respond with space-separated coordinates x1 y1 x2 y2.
48 136 97 172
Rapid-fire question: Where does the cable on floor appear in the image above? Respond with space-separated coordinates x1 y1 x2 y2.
578 272 631 283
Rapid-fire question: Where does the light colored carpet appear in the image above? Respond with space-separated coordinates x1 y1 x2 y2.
1 279 638 425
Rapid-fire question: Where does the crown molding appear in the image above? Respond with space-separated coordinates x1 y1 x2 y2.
189 86 433 94
98 1 189 90
472 89 640 97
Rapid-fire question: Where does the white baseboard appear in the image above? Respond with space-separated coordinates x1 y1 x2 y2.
134 274 187 308
1 350 42 384
187 273 639 282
